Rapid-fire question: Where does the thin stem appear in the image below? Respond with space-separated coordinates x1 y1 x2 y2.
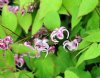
15 36 31 43
95 7 100 17
0 24 22 38
74 45 90 59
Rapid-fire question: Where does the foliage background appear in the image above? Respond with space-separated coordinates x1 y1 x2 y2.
0 0 100 78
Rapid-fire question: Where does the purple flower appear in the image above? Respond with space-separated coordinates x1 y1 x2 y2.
34 38 49 57
0 0 9 8
0 39 7 50
14 54 25 67
50 27 69 43
4 0 9 4
21 5 34 15
0 36 13 50
33 27 48 38
28 5 34 12
48 46 55 53
8 6 19 14
24 38 49 58
24 41 34 50
63 39 79 51
3 36 13 44
21 9 26 15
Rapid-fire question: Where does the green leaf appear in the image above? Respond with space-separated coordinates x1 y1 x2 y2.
23 56 33 70
86 29 100 35
19 0 34 10
12 43 34 54
84 31 100 42
0 52 5 68
86 11 99 30
64 70 79 78
33 55 55 78
0 26 6 38
64 68 92 78
78 40 91 50
70 23 82 38
32 0 62 35
91 66 100 78
76 43 100 67
18 13 32 33
19 71 34 78
44 11 61 30
39 0 62 19
56 76 62 78
0 15 2 23
76 70 91 78
3 70 15 78
5 50 15 69
2 5 17 32
55 46 73 74
78 0 98 17
0 75 4 78
63 0 82 28
14 72 20 78
58 6 69 15
12 26 22 42
32 11 43 35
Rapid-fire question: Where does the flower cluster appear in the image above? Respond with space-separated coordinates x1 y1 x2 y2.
50 27 69 43
14 54 24 67
63 38 79 51
0 0 9 8
50 26 80 51
0 0 35 15
0 36 13 50
8 6 19 14
23 26 80 59
24 38 55 58
7 5 34 15
33 27 48 38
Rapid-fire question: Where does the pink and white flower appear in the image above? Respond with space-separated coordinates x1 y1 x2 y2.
24 41 34 50
0 39 7 50
50 27 69 43
48 46 55 53
33 27 48 38
21 5 34 15
28 5 34 12
24 38 49 58
14 54 25 67
3 36 13 44
34 38 49 57
0 36 13 50
63 39 79 51
0 0 9 8
8 6 19 14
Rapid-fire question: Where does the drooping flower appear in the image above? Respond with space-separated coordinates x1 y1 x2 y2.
8 6 19 14
48 46 55 53
0 0 9 8
24 38 49 58
34 38 49 57
14 54 25 67
50 27 69 43
28 5 34 12
24 41 34 50
20 5 34 15
3 36 13 44
33 27 48 38
0 36 13 50
21 8 26 15
0 39 7 50
63 38 79 51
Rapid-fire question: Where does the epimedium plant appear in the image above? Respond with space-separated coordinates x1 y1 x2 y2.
0 0 100 78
